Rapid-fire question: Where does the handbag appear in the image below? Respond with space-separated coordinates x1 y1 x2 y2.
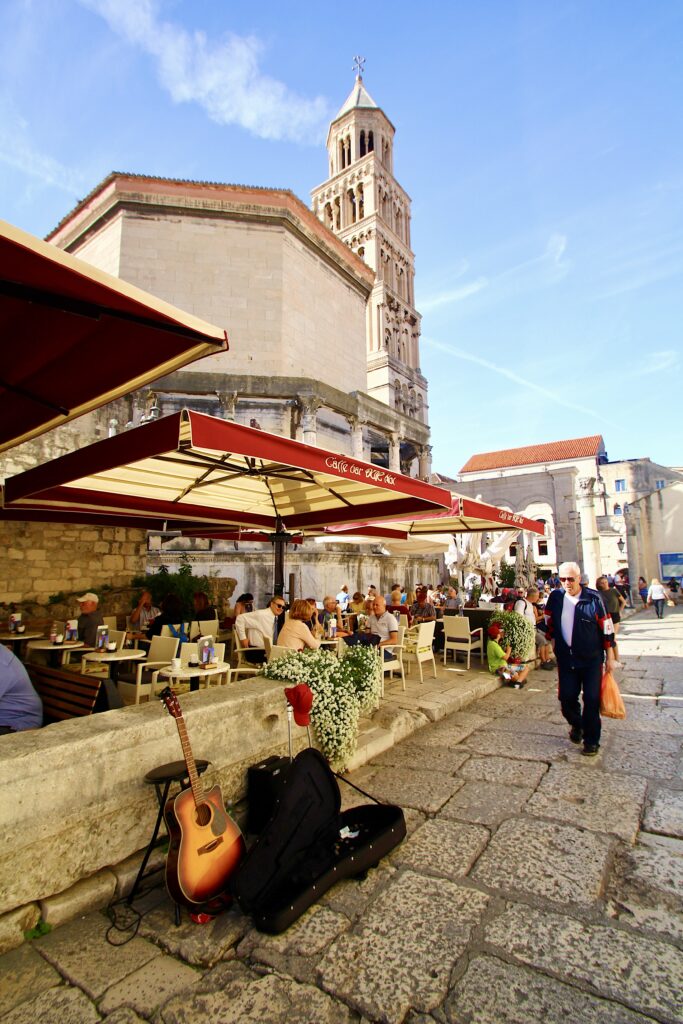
600 668 626 719
666 599 675 607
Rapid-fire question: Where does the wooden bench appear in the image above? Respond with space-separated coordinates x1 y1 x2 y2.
27 665 103 724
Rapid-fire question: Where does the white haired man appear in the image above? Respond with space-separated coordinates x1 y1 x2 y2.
544 562 616 756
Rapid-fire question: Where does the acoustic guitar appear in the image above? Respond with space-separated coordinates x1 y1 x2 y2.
159 687 245 912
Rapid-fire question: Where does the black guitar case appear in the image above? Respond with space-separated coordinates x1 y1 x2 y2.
231 747 405 933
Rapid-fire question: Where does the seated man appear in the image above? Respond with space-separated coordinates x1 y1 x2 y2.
335 585 350 611
129 589 160 633
76 591 105 647
318 596 350 636
486 623 530 688
409 586 436 625
367 596 399 660
0 647 42 733
235 596 286 663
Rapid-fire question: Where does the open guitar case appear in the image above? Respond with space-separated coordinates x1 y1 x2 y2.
231 745 406 934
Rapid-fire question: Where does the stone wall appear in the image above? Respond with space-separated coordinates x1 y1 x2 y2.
0 520 148 609
0 679 295 928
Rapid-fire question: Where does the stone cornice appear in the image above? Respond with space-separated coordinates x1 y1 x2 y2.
47 173 375 297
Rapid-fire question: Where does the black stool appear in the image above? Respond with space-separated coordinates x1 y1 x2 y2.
127 758 210 923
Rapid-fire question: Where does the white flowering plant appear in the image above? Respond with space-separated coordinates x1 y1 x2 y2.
490 610 535 662
261 645 381 767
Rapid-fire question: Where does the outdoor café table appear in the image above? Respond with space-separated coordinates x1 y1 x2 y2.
82 648 145 684
0 631 44 657
157 661 231 692
27 639 86 668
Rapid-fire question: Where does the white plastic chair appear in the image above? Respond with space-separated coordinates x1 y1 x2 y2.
116 635 180 704
233 637 266 679
381 622 406 694
443 617 484 669
268 643 292 664
403 621 437 682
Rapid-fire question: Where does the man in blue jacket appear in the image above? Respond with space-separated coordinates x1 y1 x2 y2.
544 561 616 756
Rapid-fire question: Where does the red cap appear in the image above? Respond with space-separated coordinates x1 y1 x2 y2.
487 623 503 639
284 683 313 726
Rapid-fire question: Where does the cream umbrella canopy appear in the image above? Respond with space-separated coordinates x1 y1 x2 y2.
3 410 451 595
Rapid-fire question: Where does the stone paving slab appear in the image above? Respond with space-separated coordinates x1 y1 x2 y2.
461 728 571 762
601 732 681 780
527 765 647 842
0 941 61 1016
237 905 350 986
606 837 683 943
158 959 356 1024
406 710 493 748
643 787 683 838
0 984 101 1024
319 869 488 1024
34 912 161 1000
472 816 612 907
321 862 398 922
390 817 489 879
439 779 535 826
369 741 470 774
457 753 548 788
478 716 569 737
445 953 660 1024
136 898 249 967
98 953 200 1016
484 902 683 1022
342 764 465 813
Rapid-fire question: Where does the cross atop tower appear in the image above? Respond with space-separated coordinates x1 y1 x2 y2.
352 55 365 79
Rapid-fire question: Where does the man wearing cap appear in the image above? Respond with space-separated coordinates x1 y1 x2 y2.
544 561 616 756
486 623 530 688
76 592 104 648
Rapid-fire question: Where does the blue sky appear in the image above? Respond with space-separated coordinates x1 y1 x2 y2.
1 0 681 475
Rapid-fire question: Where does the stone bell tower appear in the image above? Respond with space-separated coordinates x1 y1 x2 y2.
311 62 429 433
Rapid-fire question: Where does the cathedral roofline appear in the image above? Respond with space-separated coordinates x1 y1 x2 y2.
46 172 375 292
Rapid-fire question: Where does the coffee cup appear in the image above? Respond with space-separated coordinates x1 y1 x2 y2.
171 657 182 671
189 658 199 668
106 642 117 652
16 625 26 633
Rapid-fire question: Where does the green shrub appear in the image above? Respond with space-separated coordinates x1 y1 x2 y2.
132 556 210 620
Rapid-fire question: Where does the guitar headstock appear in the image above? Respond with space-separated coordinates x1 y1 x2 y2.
159 687 182 720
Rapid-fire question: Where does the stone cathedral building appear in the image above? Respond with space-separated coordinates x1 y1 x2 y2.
1 74 439 602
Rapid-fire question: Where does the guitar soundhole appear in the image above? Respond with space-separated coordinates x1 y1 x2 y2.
195 803 212 827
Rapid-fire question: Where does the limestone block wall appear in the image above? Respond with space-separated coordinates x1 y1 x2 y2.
116 213 368 395
0 680 293 921
0 521 148 607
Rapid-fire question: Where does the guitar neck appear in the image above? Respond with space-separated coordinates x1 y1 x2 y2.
174 715 204 807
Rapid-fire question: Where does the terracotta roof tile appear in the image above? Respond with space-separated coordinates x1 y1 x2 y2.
460 435 604 473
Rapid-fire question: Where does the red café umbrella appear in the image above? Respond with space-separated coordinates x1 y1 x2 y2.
0 218 227 454
3 409 449 594
362 495 546 537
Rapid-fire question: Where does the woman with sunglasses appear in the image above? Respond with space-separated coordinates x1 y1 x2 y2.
543 561 616 757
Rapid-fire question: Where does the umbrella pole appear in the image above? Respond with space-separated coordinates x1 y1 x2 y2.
270 518 292 599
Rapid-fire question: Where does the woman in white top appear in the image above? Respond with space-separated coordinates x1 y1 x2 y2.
647 578 669 619
277 600 322 651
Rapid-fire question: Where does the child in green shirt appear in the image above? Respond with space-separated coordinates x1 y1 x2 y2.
487 623 530 688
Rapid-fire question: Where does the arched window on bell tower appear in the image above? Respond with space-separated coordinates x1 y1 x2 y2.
359 130 366 157
368 130 374 152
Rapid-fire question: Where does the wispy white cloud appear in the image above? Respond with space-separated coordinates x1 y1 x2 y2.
420 233 570 314
623 349 680 378
424 335 611 423
0 103 84 196
80 0 331 143
420 277 488 312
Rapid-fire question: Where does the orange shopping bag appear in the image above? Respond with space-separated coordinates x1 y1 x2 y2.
600 667 626 719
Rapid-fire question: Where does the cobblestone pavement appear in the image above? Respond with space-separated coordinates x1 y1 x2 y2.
2 607 682 1023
